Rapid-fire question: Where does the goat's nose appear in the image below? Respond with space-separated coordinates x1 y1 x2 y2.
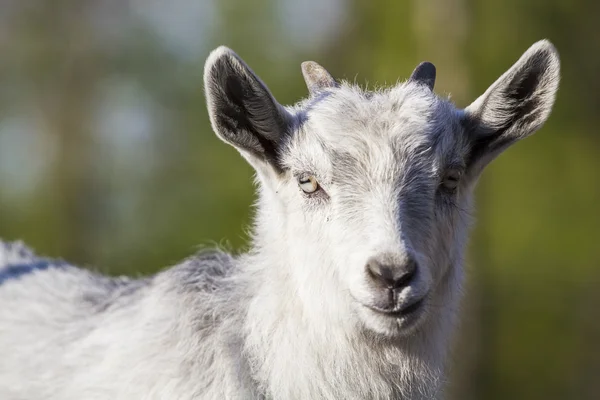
366 257 417 290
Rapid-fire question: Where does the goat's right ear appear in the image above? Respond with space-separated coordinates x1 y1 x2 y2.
204 47 293 172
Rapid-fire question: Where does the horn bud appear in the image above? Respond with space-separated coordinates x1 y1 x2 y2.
409 61 436 90
301 61 338 95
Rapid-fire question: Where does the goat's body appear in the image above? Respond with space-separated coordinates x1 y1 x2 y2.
0 241 450 400
0 241 257 400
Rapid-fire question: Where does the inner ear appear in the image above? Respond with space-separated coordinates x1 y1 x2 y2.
502 51 549 128
220 74 280 161
224 74 246 109
511 62 542 102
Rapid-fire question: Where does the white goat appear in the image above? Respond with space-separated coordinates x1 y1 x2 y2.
0 40 560 400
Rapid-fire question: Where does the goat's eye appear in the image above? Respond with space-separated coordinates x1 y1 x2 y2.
441 170 462 192
298 175 319 194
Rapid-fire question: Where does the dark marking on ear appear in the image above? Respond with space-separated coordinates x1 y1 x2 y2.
409 62 436 90
463 112 525 171
462 115 495 169
219 72 282 167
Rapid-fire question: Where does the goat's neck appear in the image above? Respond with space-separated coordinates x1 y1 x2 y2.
242 247 450 399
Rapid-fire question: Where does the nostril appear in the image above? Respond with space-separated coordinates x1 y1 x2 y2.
366 259 386 281
366 257 418 290
393 260 417 289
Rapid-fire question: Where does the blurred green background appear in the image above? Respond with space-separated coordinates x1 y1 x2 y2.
0 0 598 398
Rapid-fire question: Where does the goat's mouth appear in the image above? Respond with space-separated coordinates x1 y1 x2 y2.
366 297 425 320
353 292 430 336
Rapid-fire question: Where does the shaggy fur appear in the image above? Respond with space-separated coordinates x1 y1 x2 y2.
0 40 560 400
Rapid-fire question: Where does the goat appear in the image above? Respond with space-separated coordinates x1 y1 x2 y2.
0 40 560 399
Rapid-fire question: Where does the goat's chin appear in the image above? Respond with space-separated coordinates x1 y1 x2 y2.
355 301 429 339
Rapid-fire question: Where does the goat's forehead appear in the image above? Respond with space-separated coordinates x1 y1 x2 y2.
288 83 461 168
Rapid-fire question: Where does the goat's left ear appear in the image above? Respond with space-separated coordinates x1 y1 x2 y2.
463 40 560 175
204 46 293 172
